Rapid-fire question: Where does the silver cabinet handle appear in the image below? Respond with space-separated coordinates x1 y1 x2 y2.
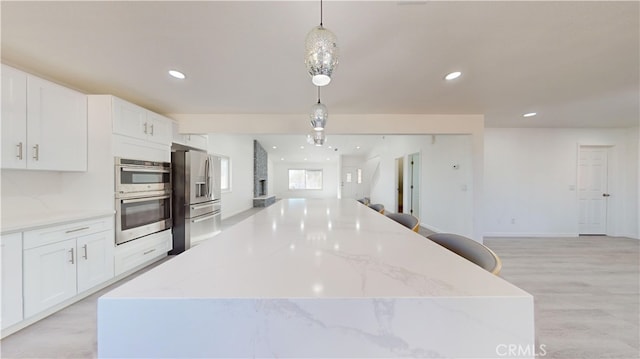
143 122 148 134
32 144 39 161
121 194 170 204
190 202 217 210
602 193 611 197
69 248 75 264
121 167 170 173
191 212 220 223
82 244 88 259
143 248 156 255
66 226 89 234
16 142 23 160
150 123 154 136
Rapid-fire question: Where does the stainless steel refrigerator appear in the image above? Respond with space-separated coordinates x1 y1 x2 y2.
170 149 221 254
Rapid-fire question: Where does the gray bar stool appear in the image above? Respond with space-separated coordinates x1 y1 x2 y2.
427 233 502 275
385 212 420 232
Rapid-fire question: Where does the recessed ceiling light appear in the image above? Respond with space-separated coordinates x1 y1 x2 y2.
523 112 537 118
328 146 332 149
272 146 277 149
281 158 285 161
304 158 308 161
168 70 186 79
356 146 361 149
326 158 330 161
445 71 462 81
300 146 305 150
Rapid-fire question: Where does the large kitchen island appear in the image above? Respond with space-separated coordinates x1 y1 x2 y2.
98 199 534 358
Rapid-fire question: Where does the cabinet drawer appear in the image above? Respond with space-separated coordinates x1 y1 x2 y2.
24 216 114 250
115 229 171 276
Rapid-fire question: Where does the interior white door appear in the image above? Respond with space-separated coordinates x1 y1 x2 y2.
578 147 609 235
341 166 357 199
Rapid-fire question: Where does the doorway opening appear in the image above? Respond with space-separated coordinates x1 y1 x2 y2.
395 157 404 213
578 145 611 235
408 152 420 219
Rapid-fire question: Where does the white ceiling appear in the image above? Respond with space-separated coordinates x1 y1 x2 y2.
1 1 638 130
254 134 385 163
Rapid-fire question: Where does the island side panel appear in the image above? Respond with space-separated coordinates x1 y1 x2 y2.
98 296 534 358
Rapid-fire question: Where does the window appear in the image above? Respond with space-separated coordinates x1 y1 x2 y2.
220 156 231 192
357 168 362 184
289 169 323 190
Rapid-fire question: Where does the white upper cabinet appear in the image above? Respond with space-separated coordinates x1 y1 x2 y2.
1 64 87 171
171 120 208 151
145 111 172 145
2 65 28 169
112 97 171 146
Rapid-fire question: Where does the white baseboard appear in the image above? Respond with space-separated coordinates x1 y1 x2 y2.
420 223 444 234
483 232 578 238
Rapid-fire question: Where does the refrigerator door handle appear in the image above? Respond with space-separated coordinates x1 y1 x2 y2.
208 155 214 199
204 156 210 198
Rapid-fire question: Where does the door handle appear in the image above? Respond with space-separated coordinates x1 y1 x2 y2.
602 193 611 197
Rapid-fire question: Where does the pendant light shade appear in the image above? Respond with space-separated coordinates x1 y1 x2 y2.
305 25 339 86
310 87 328 131
312 130 327 146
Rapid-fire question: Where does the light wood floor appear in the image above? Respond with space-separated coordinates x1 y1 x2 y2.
485 236 639 359
1 221 638 358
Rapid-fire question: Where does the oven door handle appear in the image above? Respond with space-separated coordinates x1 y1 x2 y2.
121 195 170 204
120 167 170 173
191 211 220 224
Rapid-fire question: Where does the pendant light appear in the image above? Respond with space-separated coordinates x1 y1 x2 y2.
304 0 339 86
311 130 327 146
309 87 328 131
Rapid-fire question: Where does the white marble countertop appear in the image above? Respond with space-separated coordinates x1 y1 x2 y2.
104 199 529 299
1 209 115 234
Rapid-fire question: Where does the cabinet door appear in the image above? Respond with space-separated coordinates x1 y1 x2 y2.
1 233 23 329
146 112 172 145
77 230 115 293
1 65 28 169
23 239 77 318
112 97 147 141
26 75 87 171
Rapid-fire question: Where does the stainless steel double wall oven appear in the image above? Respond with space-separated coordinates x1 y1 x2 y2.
115 158 171 245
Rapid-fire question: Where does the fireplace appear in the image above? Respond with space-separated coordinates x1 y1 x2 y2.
259 180 267 197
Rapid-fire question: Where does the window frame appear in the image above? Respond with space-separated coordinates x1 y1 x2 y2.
288 168 323 190
219 155 231 193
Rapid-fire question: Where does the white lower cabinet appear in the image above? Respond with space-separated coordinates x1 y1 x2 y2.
22 217 115 318
1 233 24 330
77 230 115 293
23 239 78 318
115 229 171 276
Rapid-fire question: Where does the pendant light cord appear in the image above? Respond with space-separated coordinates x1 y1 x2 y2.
317 87 321 104
320 0 323 26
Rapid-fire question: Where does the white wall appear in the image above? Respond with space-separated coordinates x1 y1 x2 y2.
207 134 254 220
367 135 475 239
273 161 339 199
484 127 639 239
